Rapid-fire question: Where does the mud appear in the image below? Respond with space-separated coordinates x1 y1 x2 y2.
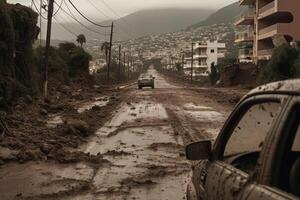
0 67 245 199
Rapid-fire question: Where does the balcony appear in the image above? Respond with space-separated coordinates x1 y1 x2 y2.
239 0 255 6
194 54 207 59
258 49 273 60
234 10 255 26
258 1 276 19
239 48 253 58
235 31 254 43
258 23 291 40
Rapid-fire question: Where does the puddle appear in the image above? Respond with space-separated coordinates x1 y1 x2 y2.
46 114 63 128
0 162 94 200
182 103 225 122
183 103 213 111
77 96 109 113
85 125 188 196
81 100 189 199
94 101 168 136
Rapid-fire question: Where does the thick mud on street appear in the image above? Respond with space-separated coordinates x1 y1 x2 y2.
0 68 230 200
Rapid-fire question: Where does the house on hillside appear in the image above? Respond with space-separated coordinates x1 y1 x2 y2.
235 0 300 64
184 40 226 77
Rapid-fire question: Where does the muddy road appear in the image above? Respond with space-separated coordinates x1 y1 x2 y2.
0 68 233 200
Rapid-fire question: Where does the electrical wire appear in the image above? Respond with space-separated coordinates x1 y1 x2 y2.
67 0 111 28
53 0 64 17
54 1 110 36
86 0 110 20
98 0 136 38
32 0 47 19
53 15 77 37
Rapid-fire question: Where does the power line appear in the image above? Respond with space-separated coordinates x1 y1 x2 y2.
32 0 47 19
98 0 137 38
53 0 64 16
55 0 110 36
86 0 110 20
66 0 111 28
53 15 77 37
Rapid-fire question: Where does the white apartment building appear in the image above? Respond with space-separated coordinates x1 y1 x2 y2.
184 40 226 77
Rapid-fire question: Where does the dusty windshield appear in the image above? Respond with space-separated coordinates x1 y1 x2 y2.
1 0 300 199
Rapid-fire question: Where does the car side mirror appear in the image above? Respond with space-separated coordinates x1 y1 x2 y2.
185 140 212 161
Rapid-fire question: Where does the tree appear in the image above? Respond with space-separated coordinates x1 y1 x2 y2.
259 44 299 83
209 62 219 85
101 41 110 64
76 34 86 48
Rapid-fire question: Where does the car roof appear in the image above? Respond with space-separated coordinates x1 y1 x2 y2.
247 79 300 97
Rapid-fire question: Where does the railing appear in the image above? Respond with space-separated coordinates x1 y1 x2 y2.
258 49 273 56
259 1 276 15
235 30 254 41
259 24 277 35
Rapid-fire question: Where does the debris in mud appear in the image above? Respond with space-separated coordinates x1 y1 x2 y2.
103 150 132 156
120 178 156 186
0 147 18 161
64 119 90 136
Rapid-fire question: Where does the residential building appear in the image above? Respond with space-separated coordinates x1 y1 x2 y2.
184 40 226 77
236 0 300 63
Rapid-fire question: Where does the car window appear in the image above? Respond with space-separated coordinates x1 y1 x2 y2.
273 107 300 197
223 102 281 173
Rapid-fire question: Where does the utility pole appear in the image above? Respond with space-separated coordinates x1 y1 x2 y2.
127 54 130 78
191 42 194 83
44 0 54 99
107 22 114 82
123 52 126 76
118 45 121 81
181 52 185 72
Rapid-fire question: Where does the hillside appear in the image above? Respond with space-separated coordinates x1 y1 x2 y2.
44 8 214 41
187 2 245 29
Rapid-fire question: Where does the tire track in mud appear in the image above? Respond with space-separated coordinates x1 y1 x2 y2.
79 100 191 200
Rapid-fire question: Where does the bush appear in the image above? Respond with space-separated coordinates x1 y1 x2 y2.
209 62 219 85
259 44 299 83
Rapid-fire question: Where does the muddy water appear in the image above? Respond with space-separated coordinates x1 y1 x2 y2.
0 68 228 200
82 101 190 200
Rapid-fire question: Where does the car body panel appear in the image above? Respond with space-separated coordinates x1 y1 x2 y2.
187 79 300 200
138 74 154 88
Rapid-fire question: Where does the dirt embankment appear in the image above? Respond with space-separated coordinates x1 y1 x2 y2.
0 84 126 166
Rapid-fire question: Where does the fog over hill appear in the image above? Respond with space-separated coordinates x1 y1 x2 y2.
44 8 214 41
187 2 245 30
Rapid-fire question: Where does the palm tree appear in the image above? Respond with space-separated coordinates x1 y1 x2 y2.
101 41 110 64
76 34 86 48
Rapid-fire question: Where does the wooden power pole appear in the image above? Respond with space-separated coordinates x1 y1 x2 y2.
118 45 121 80
44 0 54 99
127 54 130 78
181 53 185 71
191 42 194 83
107 22 114 82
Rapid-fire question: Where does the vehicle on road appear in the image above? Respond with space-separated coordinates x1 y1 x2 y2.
186 79 300 200
138 74 155 89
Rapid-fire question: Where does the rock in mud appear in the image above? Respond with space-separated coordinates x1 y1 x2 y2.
40 144 53 155
40 108 48 116
65 119 90 136
0 147 18 161
24 95 33 104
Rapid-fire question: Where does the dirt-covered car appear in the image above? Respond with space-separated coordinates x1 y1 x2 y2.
138 74 155 89
186 79 300 200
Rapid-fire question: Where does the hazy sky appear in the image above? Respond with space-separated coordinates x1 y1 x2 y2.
7 0 237 20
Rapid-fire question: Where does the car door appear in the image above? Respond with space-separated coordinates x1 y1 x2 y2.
201 94 288 200
239 96 300 200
